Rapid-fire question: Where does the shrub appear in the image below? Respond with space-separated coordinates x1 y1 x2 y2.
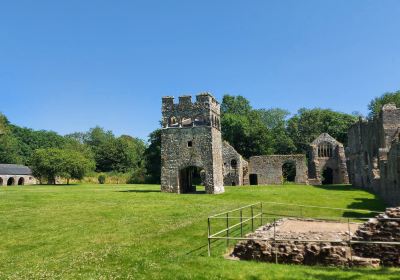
98 174 106 184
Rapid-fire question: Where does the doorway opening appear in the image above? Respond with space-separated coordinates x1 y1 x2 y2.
179 166 204 193
249 174 258 185
322 167 334 185
282 161 297 183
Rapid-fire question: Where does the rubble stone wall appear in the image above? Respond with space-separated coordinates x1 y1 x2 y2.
222 141 249 186
347 104 400 206
248 155 308 185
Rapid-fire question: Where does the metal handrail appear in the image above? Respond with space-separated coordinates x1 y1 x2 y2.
207 202 399 258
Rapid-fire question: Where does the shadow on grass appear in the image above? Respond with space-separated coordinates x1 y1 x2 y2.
117 189 161 193
305 266 398 280
311 184 359 191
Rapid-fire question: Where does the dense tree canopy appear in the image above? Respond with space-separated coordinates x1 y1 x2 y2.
287 108 358 153
0 114 21 164
368 91 400 118
143 129 161 183
30 148 95 184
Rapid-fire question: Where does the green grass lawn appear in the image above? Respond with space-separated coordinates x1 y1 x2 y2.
0 184 399 280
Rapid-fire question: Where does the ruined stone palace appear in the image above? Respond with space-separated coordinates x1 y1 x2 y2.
160 93 350 194
347 104 400 206
161 94 400 204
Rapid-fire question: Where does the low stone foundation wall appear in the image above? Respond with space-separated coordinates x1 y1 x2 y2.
232 219 379 267
232 209 400 268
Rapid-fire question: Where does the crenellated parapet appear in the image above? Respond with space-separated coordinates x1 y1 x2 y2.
161 93 221 130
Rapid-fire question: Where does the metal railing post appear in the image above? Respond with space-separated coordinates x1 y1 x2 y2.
348 218 353 264
274 218 278 264
207 217 211 257
240 209 243 237
251 206 254 231
226 213 229 247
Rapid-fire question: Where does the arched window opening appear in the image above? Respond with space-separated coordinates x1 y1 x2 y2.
231 159 238 169
194 116 206 126
318 142 333 158
18 177 24 186
282 161 296 182
169 117 179 127
7 177 15 186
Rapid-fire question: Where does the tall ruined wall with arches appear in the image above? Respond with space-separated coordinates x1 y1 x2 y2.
160 93 224 194
347 104 400 206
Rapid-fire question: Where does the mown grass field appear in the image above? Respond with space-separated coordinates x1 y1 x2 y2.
0 184 399 280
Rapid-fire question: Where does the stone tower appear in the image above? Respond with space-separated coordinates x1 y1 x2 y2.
160 93 224 194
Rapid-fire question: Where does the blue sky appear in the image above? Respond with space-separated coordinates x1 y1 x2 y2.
1 0 399 140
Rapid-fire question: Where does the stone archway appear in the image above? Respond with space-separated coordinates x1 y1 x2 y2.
179 166 205 193
7 177 15 186
18 177 25 186
0 177 3 186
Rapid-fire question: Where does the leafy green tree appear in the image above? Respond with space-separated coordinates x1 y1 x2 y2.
256 108 296 154
368 91 400 118
287 108 358 153
30 148 95 184
11 126 67 163
0 113 22 163
221 111 273 158
143 129 161 183
221 95 252 115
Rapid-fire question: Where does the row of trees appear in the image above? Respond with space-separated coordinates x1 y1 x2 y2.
1 91 399 184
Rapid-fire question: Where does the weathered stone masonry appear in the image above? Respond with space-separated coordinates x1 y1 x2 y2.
161 93 225 194
347 104 400 206
308 133 349 185
248 155 308 185
223 141 249 186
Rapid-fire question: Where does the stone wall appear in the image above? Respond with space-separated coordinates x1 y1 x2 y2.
347 104 400 206
0 175 36 186
161 93 224 194
248 155 308 185
308 133 349 185
222 141 249 186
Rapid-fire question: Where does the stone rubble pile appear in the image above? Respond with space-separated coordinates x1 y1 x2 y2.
352 207 400 266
